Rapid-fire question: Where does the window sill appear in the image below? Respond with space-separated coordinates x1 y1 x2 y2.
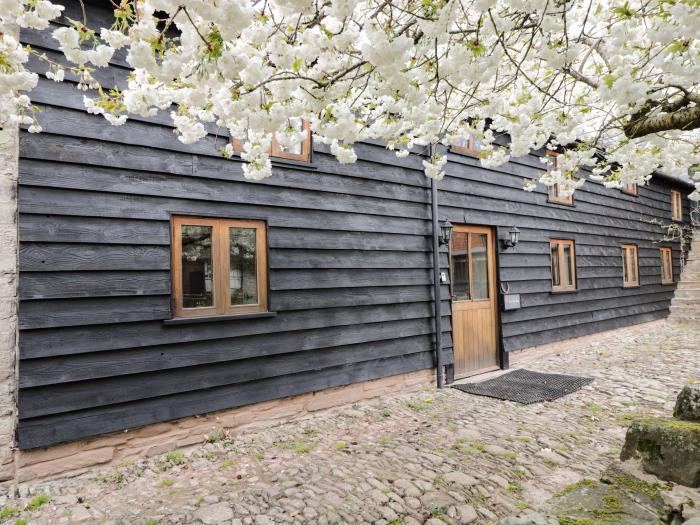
450 148 479 158
550 289 577 294
547 199 575 207
661 281 675 286
164 311 277 326
271 157 318 171
622 284 641 289
230 153 319 172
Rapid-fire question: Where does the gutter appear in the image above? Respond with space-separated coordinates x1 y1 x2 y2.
430 174 445 389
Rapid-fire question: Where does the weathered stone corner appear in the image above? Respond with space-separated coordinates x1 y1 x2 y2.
0 48 20 485
674 382 700 422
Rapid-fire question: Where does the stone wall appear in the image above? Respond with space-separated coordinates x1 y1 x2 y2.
13 368 435 484
0 23 20 483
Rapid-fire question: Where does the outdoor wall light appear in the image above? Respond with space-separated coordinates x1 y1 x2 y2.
438 220 453 246
501 226 521 249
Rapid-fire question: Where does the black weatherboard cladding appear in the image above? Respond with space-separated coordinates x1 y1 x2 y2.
16 0 692 448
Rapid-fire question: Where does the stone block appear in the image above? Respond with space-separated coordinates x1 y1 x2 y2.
305 383 366 412
620 417 700 487
674 382 700 422
16 447 115 482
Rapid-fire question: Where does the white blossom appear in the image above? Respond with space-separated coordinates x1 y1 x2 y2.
0 0 697 195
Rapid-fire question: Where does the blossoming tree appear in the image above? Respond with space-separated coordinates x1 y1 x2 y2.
1 0 698 196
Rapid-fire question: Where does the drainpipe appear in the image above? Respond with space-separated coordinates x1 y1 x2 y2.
430 168 445 389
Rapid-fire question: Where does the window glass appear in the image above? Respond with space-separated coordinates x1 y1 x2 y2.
622 247 629 283
229 227 258 306
562 243 574 286
181 225 214 308
551 243 561 287
277 118 304 155
451 231 470 300
471 233 489 300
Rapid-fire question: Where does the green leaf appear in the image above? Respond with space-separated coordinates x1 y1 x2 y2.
613 2 635 18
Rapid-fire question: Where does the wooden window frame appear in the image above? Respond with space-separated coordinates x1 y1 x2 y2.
171 216 268 318
451 134 479 156
231 120 312 163
671 189 683 222
546 151 574 205
621 183 638 196
660 247 674 285
621 243 640 288
550 239 577 292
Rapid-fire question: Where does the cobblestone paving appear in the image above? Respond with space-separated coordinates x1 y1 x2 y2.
4 321 699 525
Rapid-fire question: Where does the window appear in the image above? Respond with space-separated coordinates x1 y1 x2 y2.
550 239 577 292
622 183 638 196
451 133 481 156
660 247 674 285
171 216 268 318
450 230 490 301
546 151 573 205
672 189 683 221
621 244 639 287
231 119 312 162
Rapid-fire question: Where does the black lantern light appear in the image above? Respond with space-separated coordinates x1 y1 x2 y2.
502 226 520 249
438 220 453 246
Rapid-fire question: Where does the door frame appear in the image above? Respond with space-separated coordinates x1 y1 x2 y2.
449 223 503 379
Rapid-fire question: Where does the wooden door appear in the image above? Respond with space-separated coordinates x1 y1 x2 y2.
450 225 499 378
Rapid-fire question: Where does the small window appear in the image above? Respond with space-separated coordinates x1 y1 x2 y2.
622 183 638 196
451 133 481 156
231 119 312 162
171 216 268 317
660 247 673 285
546 151 573 205
550 239 577 292
621 244 639 287
671 189 683 221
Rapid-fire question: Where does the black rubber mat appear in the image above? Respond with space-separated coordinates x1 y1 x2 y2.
452 368 594 404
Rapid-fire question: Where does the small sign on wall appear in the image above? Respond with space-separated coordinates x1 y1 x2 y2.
502 293 521 311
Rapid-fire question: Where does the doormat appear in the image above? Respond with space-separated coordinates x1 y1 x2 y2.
452 368 594 404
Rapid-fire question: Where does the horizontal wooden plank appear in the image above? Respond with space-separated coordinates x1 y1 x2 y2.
502 299 670 338
19 159 430 221
20 271 170 300
501 289 673 324
269 249 432 269
20 118 431 197
19 296 171 330
503 310 667 352
18 318 439 388
19 300 438 358
19 332 436 412
17 352 435 448
19 215 170 245
19 187 432 236
270 268 432 290
20 243 170 271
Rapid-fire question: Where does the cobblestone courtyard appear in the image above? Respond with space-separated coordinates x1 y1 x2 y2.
3 320 699 525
